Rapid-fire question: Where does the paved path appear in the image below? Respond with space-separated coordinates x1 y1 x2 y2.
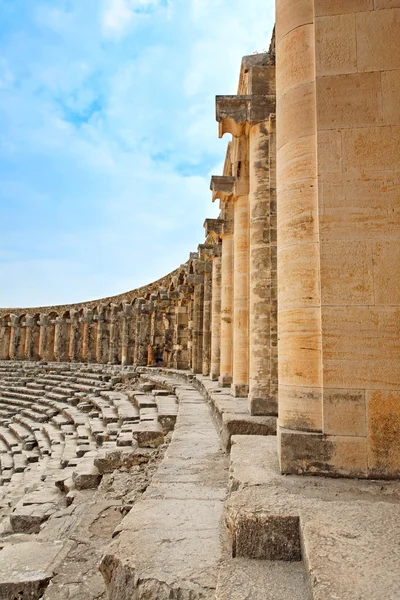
101 379 229 599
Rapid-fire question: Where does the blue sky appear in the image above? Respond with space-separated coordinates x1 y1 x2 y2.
0 0 274 308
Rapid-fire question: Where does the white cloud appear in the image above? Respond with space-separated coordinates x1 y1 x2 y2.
102 0 133 37
101 0 166 37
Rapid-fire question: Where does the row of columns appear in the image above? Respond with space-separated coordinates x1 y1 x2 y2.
200 52 277 416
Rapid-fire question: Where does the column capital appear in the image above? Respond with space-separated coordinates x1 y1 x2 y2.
210 175 236 202
216 94 275 138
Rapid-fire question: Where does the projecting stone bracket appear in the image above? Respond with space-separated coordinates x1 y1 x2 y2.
210 175 236 203
216 94 275 137
204 218 224 240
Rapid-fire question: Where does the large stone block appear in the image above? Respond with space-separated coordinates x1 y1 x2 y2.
367 389 400 478
320 241 374 305
357 8 400 72
323 389 367 437
317 72 382 129
315 14 357 76
315 0 373 16
279 385 322 432
278 428 368 477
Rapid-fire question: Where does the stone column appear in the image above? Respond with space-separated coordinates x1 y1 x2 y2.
174 286 191 370
197 245 214 377
189 272 204 374
219 211 234 387
38 314 50 361
248 116 277 415
137 304 151 366
24 316 36 361
210 177 235 387
232 139 250 397
9 314 20 360
54 317 67 362
81 308 93 362
121 304 132 366
210 249 222 380
132 299 142 364
68 310 80 362
216 79 275 400
0 317 11 360
108 305 119 364
96 305 107 364
202 261 212 376
204 220 224 381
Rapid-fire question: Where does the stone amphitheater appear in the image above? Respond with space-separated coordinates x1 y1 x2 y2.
1 2 400 599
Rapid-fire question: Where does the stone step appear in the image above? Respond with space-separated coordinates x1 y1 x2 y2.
0 541 68 599
215 558 311 600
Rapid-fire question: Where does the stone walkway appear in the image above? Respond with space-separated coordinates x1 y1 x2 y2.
100 380 229 599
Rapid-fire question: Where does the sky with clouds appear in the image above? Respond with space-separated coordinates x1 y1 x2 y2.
0 0 274 308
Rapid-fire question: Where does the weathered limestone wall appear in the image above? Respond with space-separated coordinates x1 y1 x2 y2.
276 0 400 479
0 267 196 372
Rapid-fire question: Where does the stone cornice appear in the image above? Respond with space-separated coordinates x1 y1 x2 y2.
216 94 275 137
210 175 236 203
203 218 224 240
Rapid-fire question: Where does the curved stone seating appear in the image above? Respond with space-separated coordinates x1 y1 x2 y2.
0 359 181 573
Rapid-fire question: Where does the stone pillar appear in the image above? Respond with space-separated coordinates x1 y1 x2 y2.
248 116 277 415
108 305 119 364
202 260 212 377
9 314 20 361
189 272 204 374
174 286 191 370
81 308 94 362
68 310 80 362
24 316 36 361
219 209 234 387
137 304 151 367
38 314 51 361
210 249 222 380
96 305 107 364
216 68 276 401
197 245 214 377
133 299 145 365
232 139 250 397
54 317 68 362
121 304 132 366
0 316 11 360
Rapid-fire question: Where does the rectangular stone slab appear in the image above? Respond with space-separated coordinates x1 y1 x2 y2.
0 541 67 600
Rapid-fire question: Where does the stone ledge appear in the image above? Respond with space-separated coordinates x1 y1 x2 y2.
137 368 277 451
227 435 400 600
100 377 228 599
0 540 69 600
